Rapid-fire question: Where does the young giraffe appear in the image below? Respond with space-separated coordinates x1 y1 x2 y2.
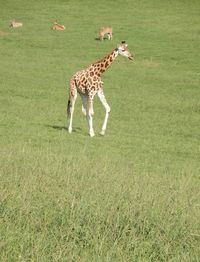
67 41 134 137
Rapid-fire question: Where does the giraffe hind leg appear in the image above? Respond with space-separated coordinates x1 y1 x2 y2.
80 94 95 137
80 94 87 116
86 96 95 137
67 80 77 133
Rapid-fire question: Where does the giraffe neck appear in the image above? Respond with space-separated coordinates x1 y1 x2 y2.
91 49 118 76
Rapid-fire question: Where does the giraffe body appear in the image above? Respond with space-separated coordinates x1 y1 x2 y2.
67 41 133 137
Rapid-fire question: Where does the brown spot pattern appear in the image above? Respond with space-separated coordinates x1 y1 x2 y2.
69 49 118 97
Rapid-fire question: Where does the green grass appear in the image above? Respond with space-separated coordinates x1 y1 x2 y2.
1 0 200 261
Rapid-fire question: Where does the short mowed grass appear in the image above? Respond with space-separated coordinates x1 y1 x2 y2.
1 0 200 261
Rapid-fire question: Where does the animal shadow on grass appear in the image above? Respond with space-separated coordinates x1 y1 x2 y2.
45 124 82 133
45 125 107 138
94 37 110 41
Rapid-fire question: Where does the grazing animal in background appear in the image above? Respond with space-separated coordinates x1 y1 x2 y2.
98 26 113 41
67 41 134 137
52 21 65 30
10 20 23 28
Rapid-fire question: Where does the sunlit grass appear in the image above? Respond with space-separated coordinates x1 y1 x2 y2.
0 0 200 260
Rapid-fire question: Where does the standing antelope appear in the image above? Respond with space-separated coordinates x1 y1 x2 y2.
10 20 23 28
98 27 113 41
67 41 134 137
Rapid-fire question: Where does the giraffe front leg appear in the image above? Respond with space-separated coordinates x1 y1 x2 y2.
97 90 111 136
86 96 95 137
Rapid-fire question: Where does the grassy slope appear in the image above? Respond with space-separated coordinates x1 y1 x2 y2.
0 0 200 261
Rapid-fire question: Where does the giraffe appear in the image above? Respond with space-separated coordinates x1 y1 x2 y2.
67 41 134 137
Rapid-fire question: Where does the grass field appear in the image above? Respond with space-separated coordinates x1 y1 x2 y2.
1 0 200 261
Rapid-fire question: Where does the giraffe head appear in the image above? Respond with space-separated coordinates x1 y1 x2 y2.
117 41 134 60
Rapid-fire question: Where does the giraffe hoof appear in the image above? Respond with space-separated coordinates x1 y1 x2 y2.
89 130 95 137
68 127 72 133
99 130 105 136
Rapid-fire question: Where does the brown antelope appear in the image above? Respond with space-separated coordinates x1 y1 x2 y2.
52 21 65 30
98 27 113 41
10 20 23 28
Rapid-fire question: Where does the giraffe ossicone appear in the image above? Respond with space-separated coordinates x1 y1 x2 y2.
67 41 134 137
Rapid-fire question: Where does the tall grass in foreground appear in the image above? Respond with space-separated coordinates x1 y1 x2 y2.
1 144 200 261
1 0 200 260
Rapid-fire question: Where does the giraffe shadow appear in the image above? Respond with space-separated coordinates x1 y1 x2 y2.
45 124 107 138
51 125 67 131
45 124 82 133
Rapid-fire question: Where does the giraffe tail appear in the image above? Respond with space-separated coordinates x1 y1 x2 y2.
67 78 77 118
